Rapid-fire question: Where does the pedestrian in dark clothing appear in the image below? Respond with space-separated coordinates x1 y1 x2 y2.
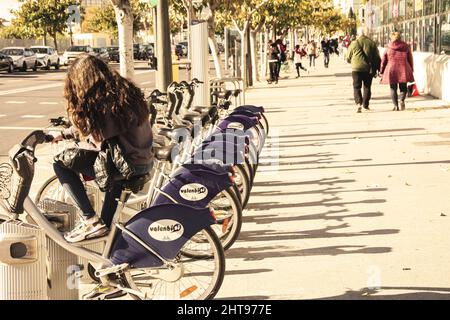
346 27 381 113
268 43 280 84
321 38 331 68
380 32 415 111
276 39 287 78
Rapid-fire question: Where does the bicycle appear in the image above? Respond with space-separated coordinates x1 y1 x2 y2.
0 130 225 300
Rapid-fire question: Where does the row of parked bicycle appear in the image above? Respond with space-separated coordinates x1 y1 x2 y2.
0 77 268 300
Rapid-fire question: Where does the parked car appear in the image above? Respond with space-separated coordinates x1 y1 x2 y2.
138 44 154 60
133 43 141 60
30 46 60 70
62 45 94 65
0 52 14 73
93 47 110 63
0 47 38 71
175 42 188 57
106 46 120 62
217 43 225 53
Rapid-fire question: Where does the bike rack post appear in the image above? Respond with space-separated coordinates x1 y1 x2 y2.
0 220 47 300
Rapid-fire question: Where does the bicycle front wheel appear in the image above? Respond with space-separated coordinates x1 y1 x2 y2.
123 227 225 300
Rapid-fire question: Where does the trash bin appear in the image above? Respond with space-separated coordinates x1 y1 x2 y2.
39 199 79 300
0 220 47 300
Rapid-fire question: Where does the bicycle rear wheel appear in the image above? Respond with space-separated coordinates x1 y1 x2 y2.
123 227 225 300
208 187 242 250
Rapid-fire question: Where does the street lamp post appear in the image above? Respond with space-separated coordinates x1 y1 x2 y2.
156 0 173 91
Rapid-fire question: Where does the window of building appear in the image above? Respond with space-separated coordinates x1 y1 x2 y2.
399 0 406 17
413 19 423 50
406 0 415 18
415 0 424 17
440 0 450 12
424 0 436 16
424 17 436 52
404 20 414 45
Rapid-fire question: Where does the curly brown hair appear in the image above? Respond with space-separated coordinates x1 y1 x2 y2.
63 54 149 142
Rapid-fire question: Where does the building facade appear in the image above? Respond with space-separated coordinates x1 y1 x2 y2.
366 0 450 54
80 0 108 7
365 0 450 103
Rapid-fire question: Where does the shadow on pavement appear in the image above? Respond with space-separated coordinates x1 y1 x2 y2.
253 178 356 188
246 197 387 211
237 224 399 242
243 210 384 224
249 187 387 198
318 287 450 300
227 245 392 261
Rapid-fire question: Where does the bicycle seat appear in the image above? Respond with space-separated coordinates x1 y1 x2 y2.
182 113 203 125
153 143 179 163
122 174 152 194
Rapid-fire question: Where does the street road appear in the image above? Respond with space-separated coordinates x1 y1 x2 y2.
0 61 188 156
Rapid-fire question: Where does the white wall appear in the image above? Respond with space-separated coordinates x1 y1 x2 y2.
379 47 450 103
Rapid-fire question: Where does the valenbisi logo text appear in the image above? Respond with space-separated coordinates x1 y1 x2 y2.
179 183 208 201
148 220 184 241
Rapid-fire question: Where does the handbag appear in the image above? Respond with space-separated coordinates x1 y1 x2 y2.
93 137 138 192
54 144 99 172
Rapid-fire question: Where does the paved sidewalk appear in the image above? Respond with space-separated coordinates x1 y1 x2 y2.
217 56 450 299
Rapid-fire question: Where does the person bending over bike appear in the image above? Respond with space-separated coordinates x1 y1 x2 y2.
53 54 153 243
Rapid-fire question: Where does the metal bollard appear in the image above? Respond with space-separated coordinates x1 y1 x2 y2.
0 220 47 300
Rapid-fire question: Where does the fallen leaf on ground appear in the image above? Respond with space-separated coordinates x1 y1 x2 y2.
441 213 447 217
405 182 412 186
403 268 411 271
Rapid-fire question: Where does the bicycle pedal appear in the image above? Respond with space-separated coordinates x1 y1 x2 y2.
95 263 129 278
83 286 126 300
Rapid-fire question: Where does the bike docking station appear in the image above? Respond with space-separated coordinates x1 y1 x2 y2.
0 161 80 300
0 220 47 300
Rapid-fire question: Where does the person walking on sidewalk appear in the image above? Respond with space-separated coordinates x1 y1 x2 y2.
321 38 331 68
346 27 381 113
294 44 308 78
307 40 317 68
268 42 280 84
380 32 415 111
276 39 287 79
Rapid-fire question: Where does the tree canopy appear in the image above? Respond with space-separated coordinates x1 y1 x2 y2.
0 0 82 50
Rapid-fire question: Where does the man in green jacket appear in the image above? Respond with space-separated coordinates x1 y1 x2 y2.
346 27 381 113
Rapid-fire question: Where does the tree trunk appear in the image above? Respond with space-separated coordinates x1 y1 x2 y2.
240 25 248 88
262 28 269 79
208 36 223 78
259 31 264 81
112 0 134 79
233 19 249 89
206 17 222 78
52 31 58 52
246 29 252 87
250 30 257 84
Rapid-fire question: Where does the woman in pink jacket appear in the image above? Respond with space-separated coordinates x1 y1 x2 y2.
380 32 415 111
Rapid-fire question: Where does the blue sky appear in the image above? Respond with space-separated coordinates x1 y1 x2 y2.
0 0 20 20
